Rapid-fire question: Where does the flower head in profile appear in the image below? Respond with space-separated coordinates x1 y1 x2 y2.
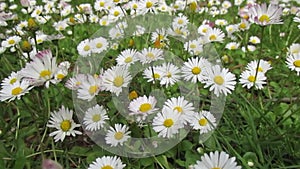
191 151 241 169
248 3 283 26
286 53 300 76
88 156 126 169
47 106 82 142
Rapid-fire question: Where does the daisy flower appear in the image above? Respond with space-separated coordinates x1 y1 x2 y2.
198 24 211 35
190 110 216 134
242 45 257 52
90 37 109 54
143 66 162 83
163 96 195 124
77 74 102 101
128 95 158 122
246 60 272 74
116 49 138 66
215 19 228 26
77 39 92 57
1 71 21 86
151 28 168 48
102 66 132 96
172 13 189 28
181 57 211 83
47 106 82 142
19 49 58 88
286 53 300 75
249 36 261 44
152 106 183 138
204 27 225 43
239 69 267 89
51 61 70 84
191 151 241 169
1 35 21 48
65 74 87 90
88 156 126 169
157 63 181 87
248 3 283 26
108 6 124 20
83 104 109 131
137 0 158 15
137 47 164 64
237 20 251 31
0 80 33 102
288 43 300 55
184 39 203 55
105 124 131 147
109 27 124 40
94 0 113 12
167 24 189 38
225 24 238 35
203 65 237 97
225 42 240 50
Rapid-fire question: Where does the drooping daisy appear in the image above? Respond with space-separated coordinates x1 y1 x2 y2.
239 69 267 89
204 27 225 43
190 110 216 134
83 104 109 131
77 39 92 57
0 80 33 102
152 106 183 138
47 106 82 142
19 49 58 88
77 74 102 101
90 37 109 54
105 124 131 147
143 66 162 83
246 60 272 74
203 65 237 97
88 156 126 169
248 3 283 26
181 57 211 83
137 47 164 64
116 49 138 66
156 63 181 87
191 151 241 169
102 66 132 96
225 42 240 50
163 96 195 124
128 95 158 122
286 53 300 75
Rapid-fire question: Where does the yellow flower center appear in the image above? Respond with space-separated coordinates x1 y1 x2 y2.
12 87 23 95
190 44 196 49
113 0 120 2
129 91 138 100
60 120 71 132
40 70 51 78
211 167 221 169
192 67 201 75
239 22 246 29
89 85 98 94
101 165 113 169
8 39 15 45
174 106 183 113
258 67 263 72
214 75 224 85
146 52 155 59
92 114 101 122
199 118 208 126
10 78 17 84
230 45 236 50
178 19 184 25
202 28 208 33
163 119 174 128
114 11 120 17
293 60 300 67
100 2 105 7
259 14 270 23
124 57 132 63
209 34 217 41
83 45 90 51
102 20 107 25
146 1 153 8
56 74 65 80
96 43 103 48
166 72 172 78
133 4 138 9
139 103 152 112
153 73 160 79
114 131 124 140
113 76 124 87
248 75 256 82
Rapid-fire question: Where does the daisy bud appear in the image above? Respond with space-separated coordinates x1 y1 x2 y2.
129 90 138 100
189 2 197 12
128 39 134 47
247 161 254 167
42 159 63 169
27 18 39 32
20 40 32 52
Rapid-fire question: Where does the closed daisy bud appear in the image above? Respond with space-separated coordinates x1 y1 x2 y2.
20 40 32 52
128 39 135 47
27 18 39 31
129 90 138 100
